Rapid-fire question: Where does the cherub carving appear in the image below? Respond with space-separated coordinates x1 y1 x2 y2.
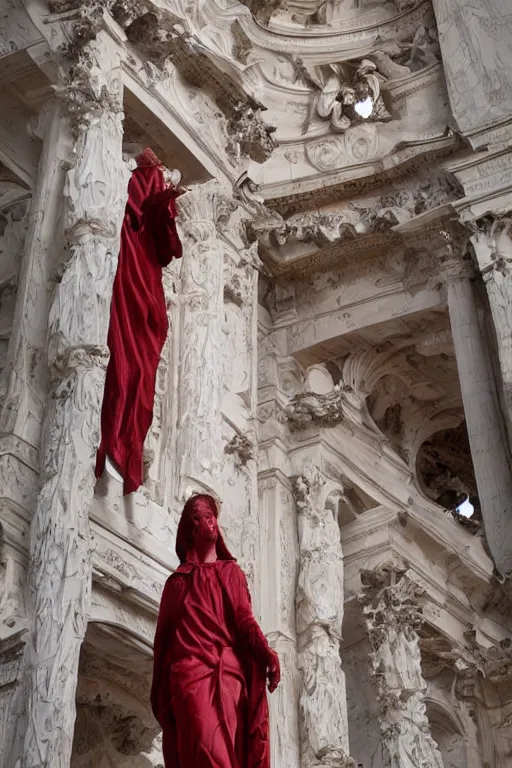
294 57 391 135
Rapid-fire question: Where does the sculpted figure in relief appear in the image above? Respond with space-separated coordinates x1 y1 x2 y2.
294 466 354 768
295 58 391 135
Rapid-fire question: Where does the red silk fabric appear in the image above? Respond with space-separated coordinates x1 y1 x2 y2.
151 560 271 768
95 153 182 494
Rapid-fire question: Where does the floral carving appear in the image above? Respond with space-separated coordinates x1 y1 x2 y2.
226 102 277 163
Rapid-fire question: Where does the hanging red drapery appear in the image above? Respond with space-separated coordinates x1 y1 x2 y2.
96 148 183 494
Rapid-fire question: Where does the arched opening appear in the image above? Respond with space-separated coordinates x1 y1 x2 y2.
426 700 468 768
72 622 161 768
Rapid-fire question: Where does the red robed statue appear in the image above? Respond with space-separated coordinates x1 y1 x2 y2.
96 148 183 494
151 494 280 768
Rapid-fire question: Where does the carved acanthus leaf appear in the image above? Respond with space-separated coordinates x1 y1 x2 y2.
226 102 277 164
286 385 349 431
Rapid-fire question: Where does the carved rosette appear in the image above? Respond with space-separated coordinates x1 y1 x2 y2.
293 463 354 768
359 564 444 768
14 34 131 768
174 183 227 501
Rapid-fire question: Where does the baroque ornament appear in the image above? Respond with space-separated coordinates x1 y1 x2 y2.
293 57 391 135
226 102 277 163
294 464 355 768
359 564 444 768
285 385 349 431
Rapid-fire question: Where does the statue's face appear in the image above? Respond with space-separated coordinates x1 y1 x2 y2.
191 506 219 546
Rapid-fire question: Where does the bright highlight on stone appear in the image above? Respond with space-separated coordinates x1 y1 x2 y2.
355 96 373 118
456 497 475 518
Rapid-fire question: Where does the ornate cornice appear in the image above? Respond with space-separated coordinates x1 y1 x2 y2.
237 0 432 52
263 136 459 215
46 0 277 164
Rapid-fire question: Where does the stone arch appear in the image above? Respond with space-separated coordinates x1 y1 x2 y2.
415 421 480 516
425 697 468 768
72 620 161 768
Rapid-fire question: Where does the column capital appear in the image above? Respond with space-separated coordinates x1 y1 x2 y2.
53 30 125 134
358 562 425 634
402 224 475 291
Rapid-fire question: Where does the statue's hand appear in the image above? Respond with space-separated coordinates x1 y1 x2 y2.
266 649 281 693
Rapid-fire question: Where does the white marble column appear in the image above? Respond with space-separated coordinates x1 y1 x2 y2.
0 100 70 764
8 33 130 768
471 219 512 446
360 564 444 768
447 274 512 577
293 461 353 768
259 471 301 768
174 182 224 501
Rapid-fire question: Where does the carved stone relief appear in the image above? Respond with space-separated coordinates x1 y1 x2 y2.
226 102 277 163
359 564 444 768
432 0 512 135
294 462 354 768
173 182 226 500
8 33 131 768
4 1 512 767
293 57 391 136
285 384 348 431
